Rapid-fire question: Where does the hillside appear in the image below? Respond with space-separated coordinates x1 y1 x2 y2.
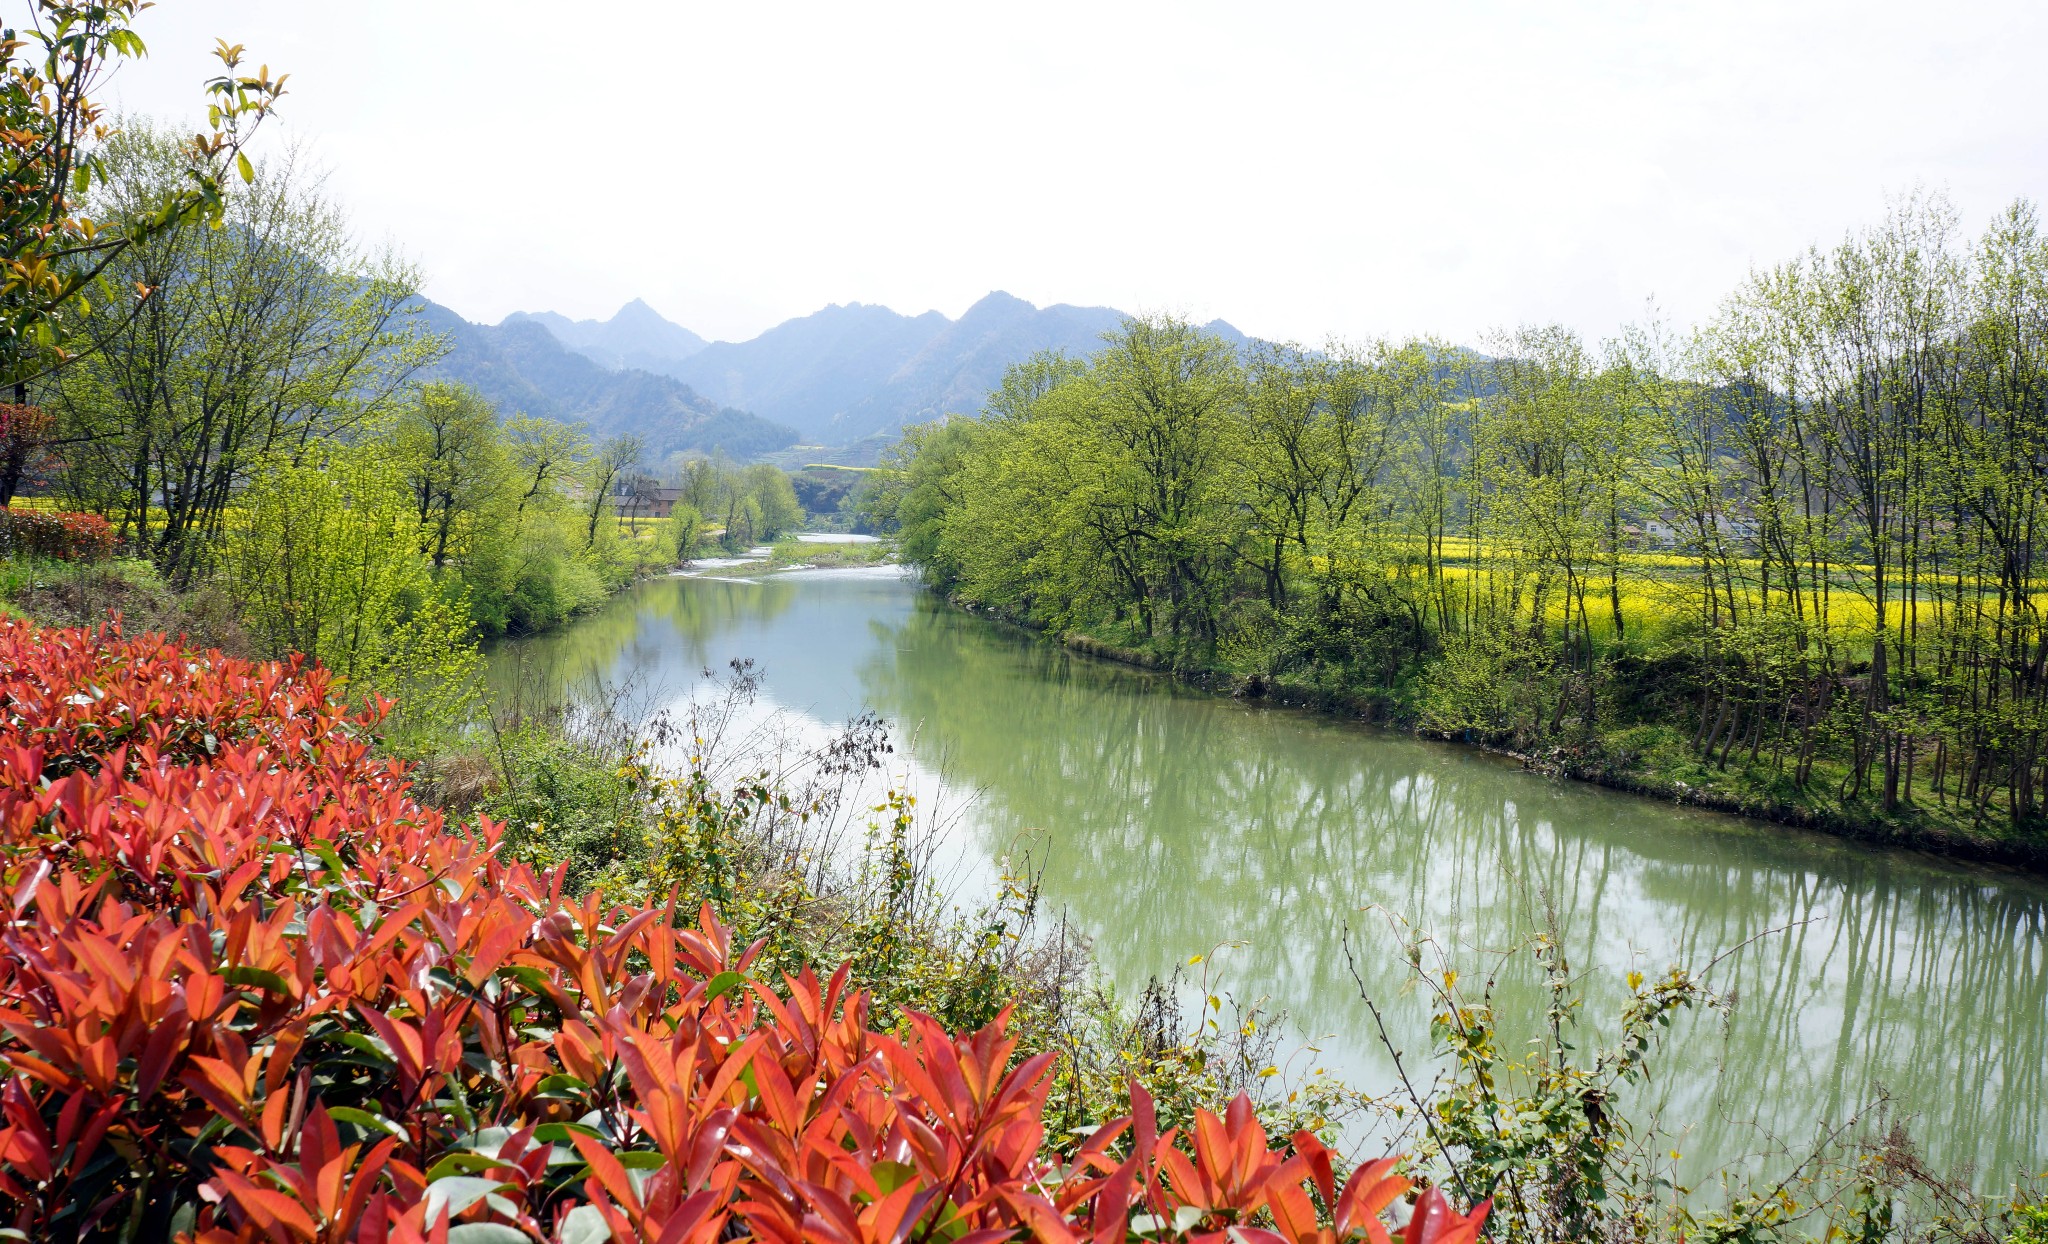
413 299 795 459
510 292 1250 446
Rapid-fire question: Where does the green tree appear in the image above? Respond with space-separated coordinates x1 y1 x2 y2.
742 462 803 539
48 129 437 582
395 382 508 573
226 439 441 679
504 414 588 516
582 433 643 546
864 416 987 587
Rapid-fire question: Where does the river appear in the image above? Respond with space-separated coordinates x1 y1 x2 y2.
486 563 2048 1189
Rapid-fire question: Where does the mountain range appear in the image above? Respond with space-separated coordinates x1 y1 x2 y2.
417 292 1249 460
488 292 1249 449
411 299 795 460
501 299 710 372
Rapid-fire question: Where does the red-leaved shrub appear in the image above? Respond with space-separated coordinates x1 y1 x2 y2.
0 620 1491 1243
0 507 114 561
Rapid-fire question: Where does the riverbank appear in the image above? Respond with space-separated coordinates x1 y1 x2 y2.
959 600 2048 872
490 565 2048 1201
680 533 897 576
0 530 891 650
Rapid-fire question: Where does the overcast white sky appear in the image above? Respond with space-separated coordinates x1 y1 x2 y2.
90 0 2048 346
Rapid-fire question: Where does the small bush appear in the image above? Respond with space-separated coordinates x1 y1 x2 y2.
2009 1203 2048 1244
0 507 113 562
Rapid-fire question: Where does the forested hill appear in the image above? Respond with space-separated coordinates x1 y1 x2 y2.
412 298 796 459
511 292 1250 447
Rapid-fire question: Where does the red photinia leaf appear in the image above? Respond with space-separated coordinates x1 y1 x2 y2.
1403 1188 1492 1244
0 508 113 562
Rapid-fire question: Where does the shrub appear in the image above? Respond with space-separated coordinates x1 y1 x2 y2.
0 619 1491 1243
0 507 113 562
2010 1203 2048 1244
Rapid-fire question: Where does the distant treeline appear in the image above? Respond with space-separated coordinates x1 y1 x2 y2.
872 193 2048 835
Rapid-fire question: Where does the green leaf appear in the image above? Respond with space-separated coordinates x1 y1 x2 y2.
532 1074 588 1098
309 840 349 877
531 1121 601 1143
457 1126 518 1157
870 1160 916 1194
445 1227 532 1244
334 1031 394 1062
422 1176 513 1223
426 1152 509 1182
501 965 555 997
327 1107 406 1139
235 151 254 184
220 966 290 995
559 1205 610 1244
703 970 745 1003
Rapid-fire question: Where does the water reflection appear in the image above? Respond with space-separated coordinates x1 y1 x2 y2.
490 572 2048 1186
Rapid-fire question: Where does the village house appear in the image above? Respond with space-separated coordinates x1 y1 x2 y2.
610 480 684 520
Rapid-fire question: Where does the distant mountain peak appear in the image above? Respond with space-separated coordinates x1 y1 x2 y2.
413 297 794 460
662 293 1137 444
504 299 708 372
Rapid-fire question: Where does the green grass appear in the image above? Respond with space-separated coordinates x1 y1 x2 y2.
0 555 252 651
765 537 897 570
1 555 152 610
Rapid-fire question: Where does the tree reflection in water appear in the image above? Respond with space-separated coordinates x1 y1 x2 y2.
492 573 2048 1188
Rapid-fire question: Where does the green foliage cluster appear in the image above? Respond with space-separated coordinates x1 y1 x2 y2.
759 535 894 570
788 464 870 525
204 384 684 752
673 453 804 552
874 194 2048 845
2009 1203 2048 1244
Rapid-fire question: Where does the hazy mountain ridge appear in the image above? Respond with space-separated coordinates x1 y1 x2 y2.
502 299 710 372
672 302 953 441
412 299 796 459
508 292 1251 446
833 292 1253 443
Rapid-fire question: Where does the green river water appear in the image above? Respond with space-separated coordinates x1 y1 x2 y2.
488 565 2047 1189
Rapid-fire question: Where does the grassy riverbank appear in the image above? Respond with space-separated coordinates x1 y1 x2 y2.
968 603 2048 870
0 555 245 645
762 534 898 569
